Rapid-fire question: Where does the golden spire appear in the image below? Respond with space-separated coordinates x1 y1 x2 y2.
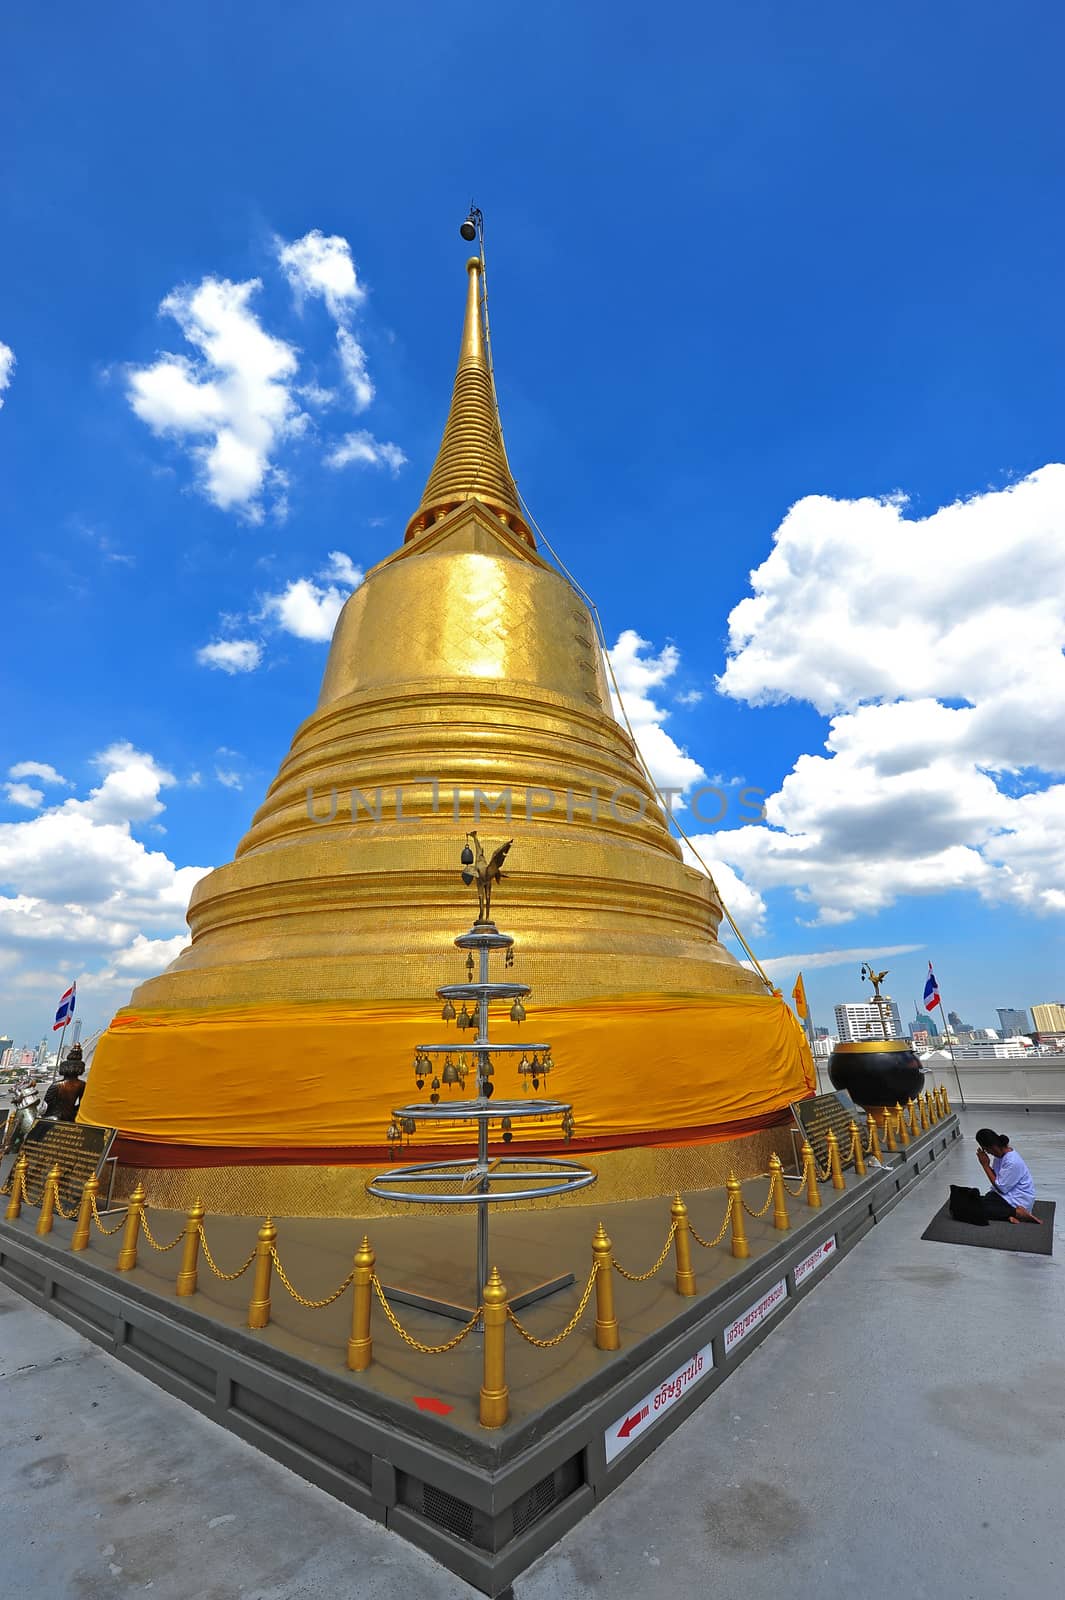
405 257 533 546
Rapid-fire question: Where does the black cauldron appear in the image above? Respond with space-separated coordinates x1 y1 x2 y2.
828 1040 924 1111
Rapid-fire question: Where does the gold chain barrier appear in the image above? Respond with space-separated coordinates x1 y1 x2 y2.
506 1262 598 1348
688 1192 734 1249
370 1273 482 1354
198 1225 257 1282
611 1220 677 1282
270 1248 356 1310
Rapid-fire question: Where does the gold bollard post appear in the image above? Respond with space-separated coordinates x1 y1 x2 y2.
770 1154 790 1230
895 1105 910 1147
919 1094 930 1132
176 1199 205 1296
727 1172 750 1258
849 1120 867 1177
826 1129 846 1190
909 1099 921 1138
671 1196 698 1295
347 1236 375 1371
5 1154 28 1221
593 1223 620 1349
801 1140 822 1209
867 1114 882 1164
935 1086 946 1120
71 1175 97 1252
882 1110 898 1153
116 1183 145 1271
479 1265 509 1429
941 1085 951 1116
36 1164 61 1236
247 1218 276 1329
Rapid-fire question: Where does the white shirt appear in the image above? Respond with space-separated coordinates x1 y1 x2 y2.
992 1150 1035 1210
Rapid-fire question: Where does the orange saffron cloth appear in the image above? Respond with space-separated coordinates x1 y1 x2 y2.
80 992 816 1154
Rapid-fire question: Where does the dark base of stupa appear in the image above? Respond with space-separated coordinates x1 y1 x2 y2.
0 1117 959 1595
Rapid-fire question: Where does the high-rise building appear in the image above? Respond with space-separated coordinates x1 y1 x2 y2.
911 1012 936 1036
997 1007 1031 1035
834 1000 904 1042
0 1035 12 1061
1032 1003 1065 1033
947 1009 974 1033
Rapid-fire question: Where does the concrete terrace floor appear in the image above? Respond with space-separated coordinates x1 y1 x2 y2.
2 1112 1063 1600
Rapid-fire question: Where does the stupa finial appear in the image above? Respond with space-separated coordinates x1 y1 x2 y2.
404 252 533 546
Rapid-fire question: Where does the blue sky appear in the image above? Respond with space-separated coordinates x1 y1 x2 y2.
2 1 1064 1047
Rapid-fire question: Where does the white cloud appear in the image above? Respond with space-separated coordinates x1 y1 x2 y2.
107 932 191 977
0 340 14 407
4 783 44 810
262 577 349 642
215 768 243 790
323 549 362 586
676 689 703 706
0 740 211 1038
276 230 376 411
8 762 71 787
755 943 924 978
606 630 707 795
712 465 1065 923
336 328 374 411
325 430 407 473
127 276 301 520
197 639 264 674
276 230 365 320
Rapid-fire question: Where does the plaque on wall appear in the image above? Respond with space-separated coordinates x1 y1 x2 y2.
790 1092 858 1172
21 1121 117 1212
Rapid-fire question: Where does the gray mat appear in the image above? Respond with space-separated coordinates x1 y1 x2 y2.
922 1198 1055 1254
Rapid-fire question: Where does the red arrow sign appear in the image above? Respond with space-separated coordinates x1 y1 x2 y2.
413 1396 453 1416
616 1404 649 1440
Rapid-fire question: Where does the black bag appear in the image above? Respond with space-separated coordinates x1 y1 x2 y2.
948 1184 989 1226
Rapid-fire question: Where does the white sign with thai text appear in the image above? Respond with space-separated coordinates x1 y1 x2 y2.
794 1235 837 1286
723 1278 787 1355
604 1343 714 1464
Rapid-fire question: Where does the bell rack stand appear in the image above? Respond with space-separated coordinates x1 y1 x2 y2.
367 920 596 1321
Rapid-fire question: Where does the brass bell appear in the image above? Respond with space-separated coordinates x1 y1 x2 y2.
459 214 478 242
457 1004 471 1030
431 1076 441 1091
509 998 526 1023
461 840 474 864
542 1051 554 1073
466 953 475 978
402 1117 416 1136
501 1115 513 1145
441 998 456 1022
442 1058 459 1086
561 1110 575 1142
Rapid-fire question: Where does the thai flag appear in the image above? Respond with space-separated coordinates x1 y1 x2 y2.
923 964 941 1012
53 982 76 1031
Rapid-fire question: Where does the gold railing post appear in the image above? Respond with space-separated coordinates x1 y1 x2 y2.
176 1199 205 1296
727 1173 750 1258
826 1129 845 1191
5 1154 27 1221
593 1223 620 1349
72 1175 97 1251
36 1164 61 1236
849 1120 866 1177
801 1140 822 1208
116 1183 145 1270
671 1196 697 1295
867 1114 882 1164
769 1154 790 1230
919 1094 930 1132
895 1105 910 1147
908 1099 921 1138
924 1090 935 1127
882 1110 897 1152
247 1218 276 1329
479 1265 509 1428
347 1236 375 1371
941 1084 951 1116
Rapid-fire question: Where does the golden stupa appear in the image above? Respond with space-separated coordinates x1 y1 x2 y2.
82 254 812 1180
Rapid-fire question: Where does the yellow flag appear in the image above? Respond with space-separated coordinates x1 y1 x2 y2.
792 972 808 1020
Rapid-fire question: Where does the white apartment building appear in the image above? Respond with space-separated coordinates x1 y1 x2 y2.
834 1000 904 1042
